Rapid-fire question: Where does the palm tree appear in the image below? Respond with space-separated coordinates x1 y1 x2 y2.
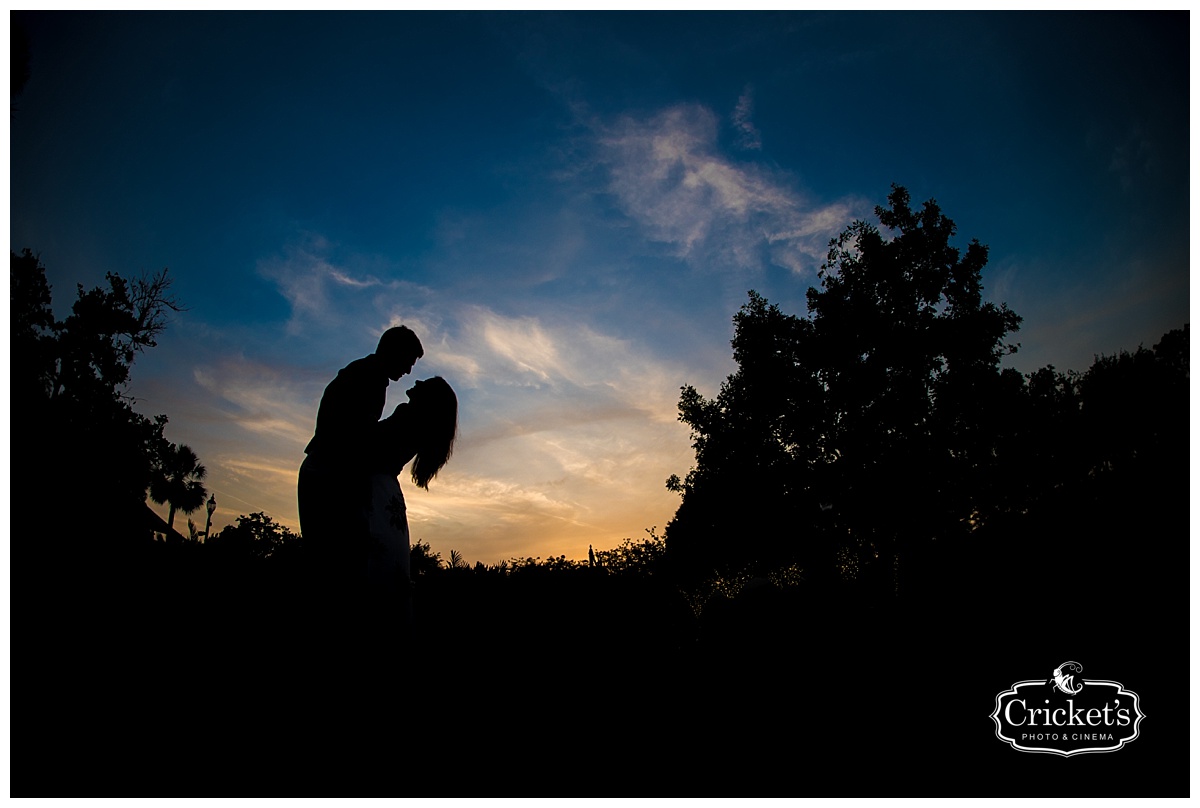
149 443 208 533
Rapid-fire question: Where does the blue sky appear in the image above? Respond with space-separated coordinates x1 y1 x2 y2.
10 11 1190 563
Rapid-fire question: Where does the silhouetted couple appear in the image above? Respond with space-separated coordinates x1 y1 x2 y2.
298 325 457 655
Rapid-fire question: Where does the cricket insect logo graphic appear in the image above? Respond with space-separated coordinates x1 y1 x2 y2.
1048 661 1083 696
991 660 1145 756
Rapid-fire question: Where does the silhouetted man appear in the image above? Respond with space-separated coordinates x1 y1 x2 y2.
298 326 424 607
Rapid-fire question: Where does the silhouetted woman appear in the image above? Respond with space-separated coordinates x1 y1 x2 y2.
363 376 458 640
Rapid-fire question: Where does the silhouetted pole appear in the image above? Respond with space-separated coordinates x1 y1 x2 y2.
203 493 216 542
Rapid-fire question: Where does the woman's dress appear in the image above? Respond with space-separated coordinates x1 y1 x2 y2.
363 403 419 631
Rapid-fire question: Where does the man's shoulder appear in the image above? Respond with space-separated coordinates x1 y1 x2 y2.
336 354 384 382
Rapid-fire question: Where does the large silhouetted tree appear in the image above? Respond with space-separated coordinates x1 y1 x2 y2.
666 291 825 580
665 186 1023 593
10 249 183 548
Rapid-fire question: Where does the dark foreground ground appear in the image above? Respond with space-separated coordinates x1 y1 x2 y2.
13 482 1190 797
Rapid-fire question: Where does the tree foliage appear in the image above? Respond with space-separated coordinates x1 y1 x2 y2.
664 186 1188 598
208 512 300 561
10 249 185 543
1008 328 1189 501
148 443 208 531
589 527 667 576
664 186 1025 588
409 538 443 577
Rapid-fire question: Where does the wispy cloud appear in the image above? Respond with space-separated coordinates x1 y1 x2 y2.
445 305 688 422
329 269 382 288
732 84 762 151
257 235 431 340
192 355 319 448
593 103 858 276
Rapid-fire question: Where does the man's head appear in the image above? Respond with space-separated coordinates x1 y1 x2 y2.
376 325 424 381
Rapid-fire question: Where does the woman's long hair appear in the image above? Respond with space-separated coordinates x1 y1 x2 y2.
410 376 457 489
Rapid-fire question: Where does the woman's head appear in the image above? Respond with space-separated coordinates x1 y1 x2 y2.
407 376 457 489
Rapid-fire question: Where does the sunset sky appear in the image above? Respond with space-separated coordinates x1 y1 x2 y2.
9 10 1190 564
